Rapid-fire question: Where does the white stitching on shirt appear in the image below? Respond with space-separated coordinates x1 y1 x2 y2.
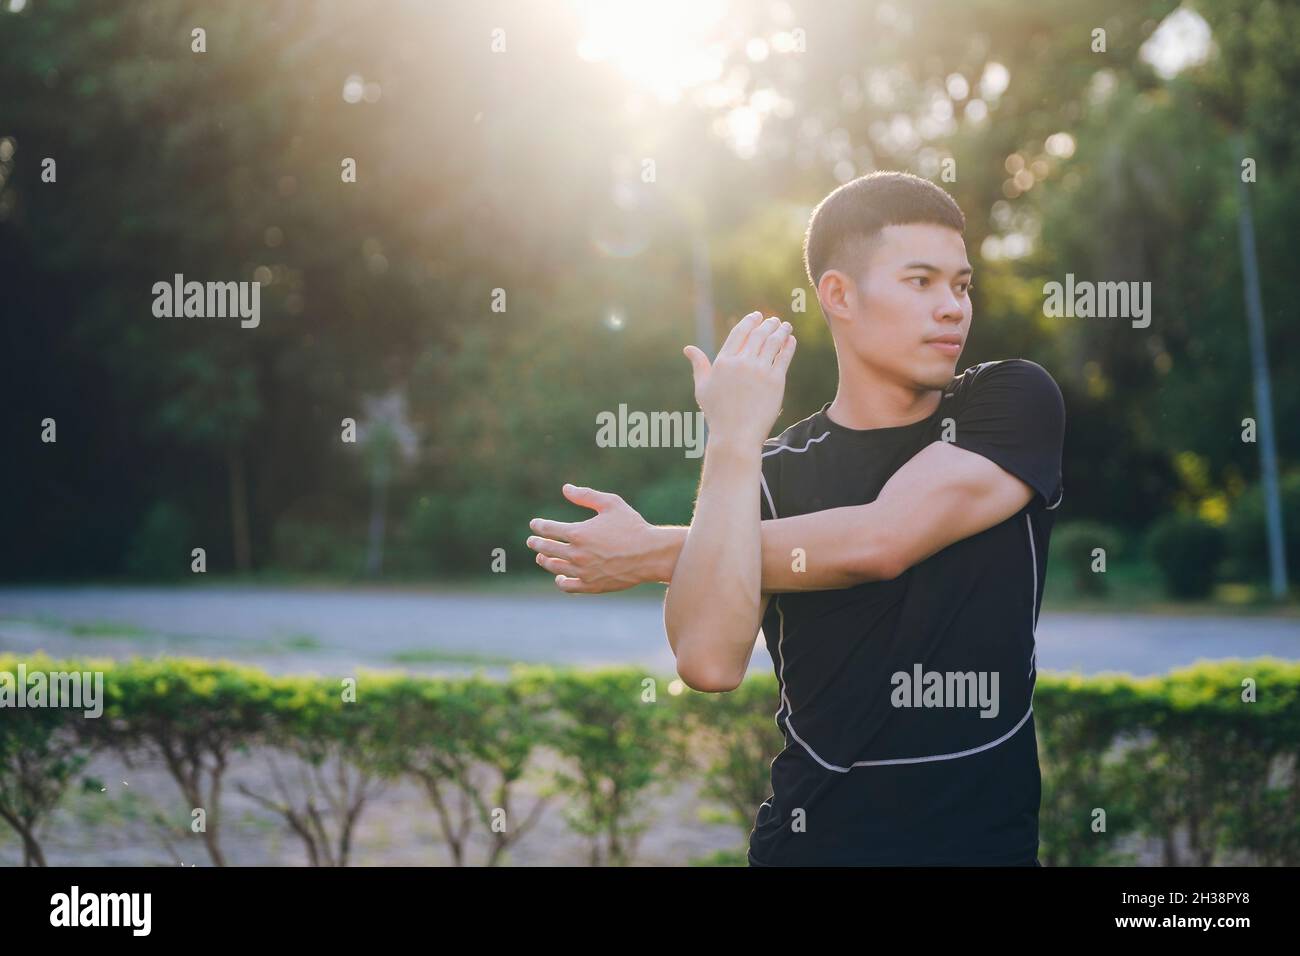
762 431 831 457
1026 513 1039 684
759 472 777 521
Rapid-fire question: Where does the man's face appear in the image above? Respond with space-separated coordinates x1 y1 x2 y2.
825 222 972 391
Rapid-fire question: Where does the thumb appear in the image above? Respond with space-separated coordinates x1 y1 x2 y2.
562 483 622 513
682 345 710 384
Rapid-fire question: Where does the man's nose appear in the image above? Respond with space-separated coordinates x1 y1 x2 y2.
935 290 964 322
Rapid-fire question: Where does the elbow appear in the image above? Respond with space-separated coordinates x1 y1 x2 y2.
857 539 909 582
873 554 908 582
674 642 742 694
678 667 742 694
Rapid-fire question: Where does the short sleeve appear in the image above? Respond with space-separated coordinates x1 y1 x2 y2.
951 359 1064 508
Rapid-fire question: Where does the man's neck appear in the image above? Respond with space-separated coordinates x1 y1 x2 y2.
827 360 946 430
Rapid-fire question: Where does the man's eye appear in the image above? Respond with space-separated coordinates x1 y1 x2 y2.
908 276 929 287
957 282 972 295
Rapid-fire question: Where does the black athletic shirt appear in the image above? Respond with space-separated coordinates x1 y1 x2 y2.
747 359 1065 866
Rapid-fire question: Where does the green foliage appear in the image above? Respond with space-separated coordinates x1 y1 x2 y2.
124 501 193 580
1050 521 1124 596
1223 472 1300 584
1146 513 1226 598
1034 673 1159 865
91 657 276 865
4 0 1299 583
235 672 397 865
1122 659 1300 866
372 670 552 865
677 674 784 832
1035 659 1300 866
0 653 99 866
634 475 701 527
3 654 1297 865
270 518 363 577
541 667 688 865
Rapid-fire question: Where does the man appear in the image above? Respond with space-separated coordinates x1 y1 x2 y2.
527 171 1065 866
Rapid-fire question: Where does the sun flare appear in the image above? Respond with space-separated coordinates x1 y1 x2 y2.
573 0 730 102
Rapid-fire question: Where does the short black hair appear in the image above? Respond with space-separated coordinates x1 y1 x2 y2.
803 171 966 289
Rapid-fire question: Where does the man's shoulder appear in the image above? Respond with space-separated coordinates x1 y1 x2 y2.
947 358 1066 508
762 407 832 458
948 358 1063 406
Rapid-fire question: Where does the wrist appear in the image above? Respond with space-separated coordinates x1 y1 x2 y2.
704 429 766 459
645 525 686 584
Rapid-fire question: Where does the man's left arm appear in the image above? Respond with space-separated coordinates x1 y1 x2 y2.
760 358 1066 589
751 442 1034 589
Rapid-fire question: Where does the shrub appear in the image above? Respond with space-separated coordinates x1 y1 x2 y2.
1223 472 1300 585
5 656 1299 866
1050 521 1124 596
124 501 192 580
1146 513 1224 599
270 518 363 577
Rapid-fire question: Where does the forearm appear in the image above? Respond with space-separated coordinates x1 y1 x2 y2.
648 504 890 592
664 439 763 684
757 505 893 590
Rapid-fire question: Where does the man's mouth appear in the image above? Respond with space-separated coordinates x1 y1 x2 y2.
925 335 963 356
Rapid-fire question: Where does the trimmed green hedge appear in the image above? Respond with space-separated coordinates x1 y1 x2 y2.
1 654 1297 866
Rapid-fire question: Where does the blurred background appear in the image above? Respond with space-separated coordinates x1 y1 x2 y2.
3 0 1298 606
2 0 1299 868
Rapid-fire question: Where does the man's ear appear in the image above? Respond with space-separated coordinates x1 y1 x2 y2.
817 269 857 323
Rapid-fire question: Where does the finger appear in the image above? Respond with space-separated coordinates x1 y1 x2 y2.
526 535 575 561
741 316 781 357
758 321 792 364
536 553 579 576
562 483 623 513
529 517 582 541
555 574 598 594
719 311 764 357
774 333 797 373
682 345 710 387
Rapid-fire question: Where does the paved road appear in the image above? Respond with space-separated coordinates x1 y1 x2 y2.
1 586 1297 679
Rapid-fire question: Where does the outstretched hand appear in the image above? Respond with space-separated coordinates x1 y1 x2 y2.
526 484 664 593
